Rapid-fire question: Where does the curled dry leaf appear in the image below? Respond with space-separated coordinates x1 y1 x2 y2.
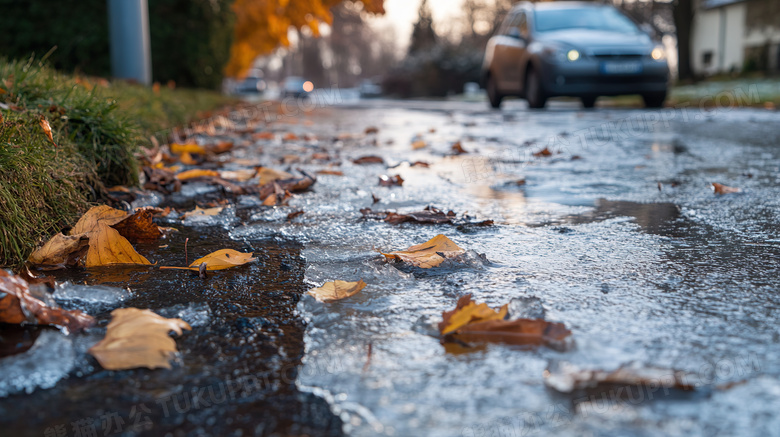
712 182 740 195
170 142 206 155
143 166 181 194
85 223 152 268
256 166 294 185
182 206 223 219
353 155 385 165
451 141 467 155
364 126 379 134
111 209 163 242
161 249 256 272
411 161 430 168
176 169 220 181
381 234 465 268
70 205 128 236
27 233 89 269
39 116 56 147
361 206 456 225
0 270 94 333
88 308 191 370
533 147 553 157
316 169 344 176
439 294 571 348
308 279 367 302
544 361 696 394
378 174 404 187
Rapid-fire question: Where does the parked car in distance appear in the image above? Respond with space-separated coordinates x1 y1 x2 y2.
234 75 267 94
359 79 383 98
282 77 314 98
482 1 669 109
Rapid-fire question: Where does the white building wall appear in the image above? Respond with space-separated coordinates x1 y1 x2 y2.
691 3 747 75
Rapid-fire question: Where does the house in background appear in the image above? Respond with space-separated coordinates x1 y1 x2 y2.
691 0 780 75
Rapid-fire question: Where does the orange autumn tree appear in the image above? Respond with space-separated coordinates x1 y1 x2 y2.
226 0 385 78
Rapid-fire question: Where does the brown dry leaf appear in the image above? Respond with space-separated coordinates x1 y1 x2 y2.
182 206 223 219
378 174 404 187
256 166 294 185
308 280 367 302
176 169 220 181
70 205 128 236
143 166 181 194
712 182 740 194
544 362 696 394
353 155 385 165
381 234 465 268
27 233 89 269
39 116 57 147
533 147 553 157
85 222 152 267
252 131 275 140
111 209 163 242
451 141 467 155
316 169 344 176
219 169 256 182
439 294 571 347
411 161 430 168
0 270 94 333
283 133 299 141
287 210 304 220
161 249 256 271
88 308 191 370
412 140 427 149
170 142 206 155
255 172 316 199
210 141 234 154
365 126 379 134
360 206 456 225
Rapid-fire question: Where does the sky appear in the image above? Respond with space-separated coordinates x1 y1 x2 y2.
369 0 463 48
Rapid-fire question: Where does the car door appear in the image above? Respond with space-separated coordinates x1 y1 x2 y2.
490 12 518 91
502 11 530 94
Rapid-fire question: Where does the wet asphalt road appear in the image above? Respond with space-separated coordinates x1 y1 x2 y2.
2 95 780 437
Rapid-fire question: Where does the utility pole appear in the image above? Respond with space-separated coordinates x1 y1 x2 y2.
107 0 152 85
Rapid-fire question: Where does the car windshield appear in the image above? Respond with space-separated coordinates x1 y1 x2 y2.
534 7 639 33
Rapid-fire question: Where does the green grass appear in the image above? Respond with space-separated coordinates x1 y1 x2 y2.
0 56 234 268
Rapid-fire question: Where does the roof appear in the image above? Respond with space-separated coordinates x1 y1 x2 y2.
702 0 745 9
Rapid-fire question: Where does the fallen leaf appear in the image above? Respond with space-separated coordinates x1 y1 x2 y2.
544 362 696 394
111 209 163 242
287 210 304 220
256 166 294 185
451 141 467 154
361 206 456 225
252 131 275 140
283 133 299 141
378 174 404 187
161 249 255 271
182 206 223 219
316 169 344 176
170 142 206 155
70 205 128 236
412 140 427 149
210 140 234 154
364 126 379 134
179 152 199 165
27 233 89 269
219 169 256 182
712 182 740 194
308 280 367 302
85 222 152 267
39 116 56 147
411 161 430 168
0 270 94 333
142 166 181 194
255 172 316 200
88 308 191 370
175 169 220 181
439 294 571 347
381 234 465 268
533 147 553 157
352 155 385 165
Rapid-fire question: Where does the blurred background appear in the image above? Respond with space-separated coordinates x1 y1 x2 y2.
0 0 778 97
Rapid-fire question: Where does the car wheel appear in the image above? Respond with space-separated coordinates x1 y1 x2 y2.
643 91 667 108
526 67 547 109
487 75 503 109
581 96 597 109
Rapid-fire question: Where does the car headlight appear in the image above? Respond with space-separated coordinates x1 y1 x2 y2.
541 45 581 62
651 46 666 61
567 49 580 62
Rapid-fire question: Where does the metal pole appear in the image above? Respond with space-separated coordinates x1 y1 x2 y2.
107 0 152 85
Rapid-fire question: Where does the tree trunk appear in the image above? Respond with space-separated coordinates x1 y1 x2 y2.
673 0 695 81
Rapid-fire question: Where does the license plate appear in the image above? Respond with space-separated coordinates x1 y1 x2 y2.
601 61 643 74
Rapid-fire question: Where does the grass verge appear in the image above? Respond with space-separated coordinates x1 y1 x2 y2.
0 57 234 268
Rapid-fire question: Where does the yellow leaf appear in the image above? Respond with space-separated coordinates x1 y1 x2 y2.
440 302 507 335
308 279 367 302
160 249 256 271
85 222 152 267
70 205 128 236
381 234 465 268
88 308 191 370
175 169 220 181
170 142 206 155
181 206 223 219
179 152 198 165
27 233 89 268
412 140 427 149
256 166 293 185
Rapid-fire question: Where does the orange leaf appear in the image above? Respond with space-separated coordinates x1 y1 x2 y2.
412 140 427 149
70 205 128 236
161 249 256 271
170 142 206 155
381 234 465 268
39 116 57 147
308 279 367 302
712 182 740 194
110 209 163 242
175 169 220 181
88 308 191 370
85 222 152 267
